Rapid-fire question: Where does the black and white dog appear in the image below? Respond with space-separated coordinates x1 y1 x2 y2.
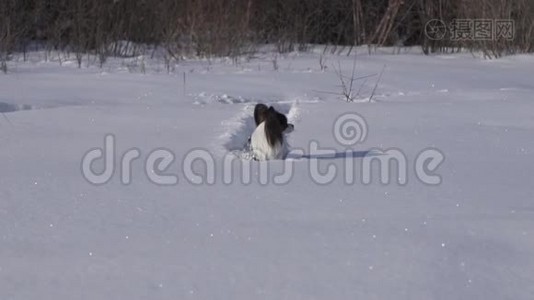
250 103 294 160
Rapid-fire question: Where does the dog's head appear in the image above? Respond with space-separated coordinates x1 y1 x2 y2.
254 104 294 134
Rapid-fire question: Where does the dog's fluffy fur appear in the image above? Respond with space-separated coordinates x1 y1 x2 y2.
250 104 294 160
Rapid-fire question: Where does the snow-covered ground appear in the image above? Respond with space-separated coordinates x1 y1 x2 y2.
1 48 533 299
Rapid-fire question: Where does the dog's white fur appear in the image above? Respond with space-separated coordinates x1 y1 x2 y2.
250 122 290 160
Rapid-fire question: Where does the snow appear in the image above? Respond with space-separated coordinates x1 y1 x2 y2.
1 48 534 299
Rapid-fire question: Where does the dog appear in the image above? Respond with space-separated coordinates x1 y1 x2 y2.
250 103 294 160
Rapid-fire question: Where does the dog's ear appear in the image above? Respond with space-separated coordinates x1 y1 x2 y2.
254 104 269 126
264 111 284 147
268 106 275 112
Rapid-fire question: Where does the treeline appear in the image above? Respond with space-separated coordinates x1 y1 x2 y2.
1 0 533 69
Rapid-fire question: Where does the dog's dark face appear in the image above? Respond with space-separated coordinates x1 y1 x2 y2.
275 110 294 134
